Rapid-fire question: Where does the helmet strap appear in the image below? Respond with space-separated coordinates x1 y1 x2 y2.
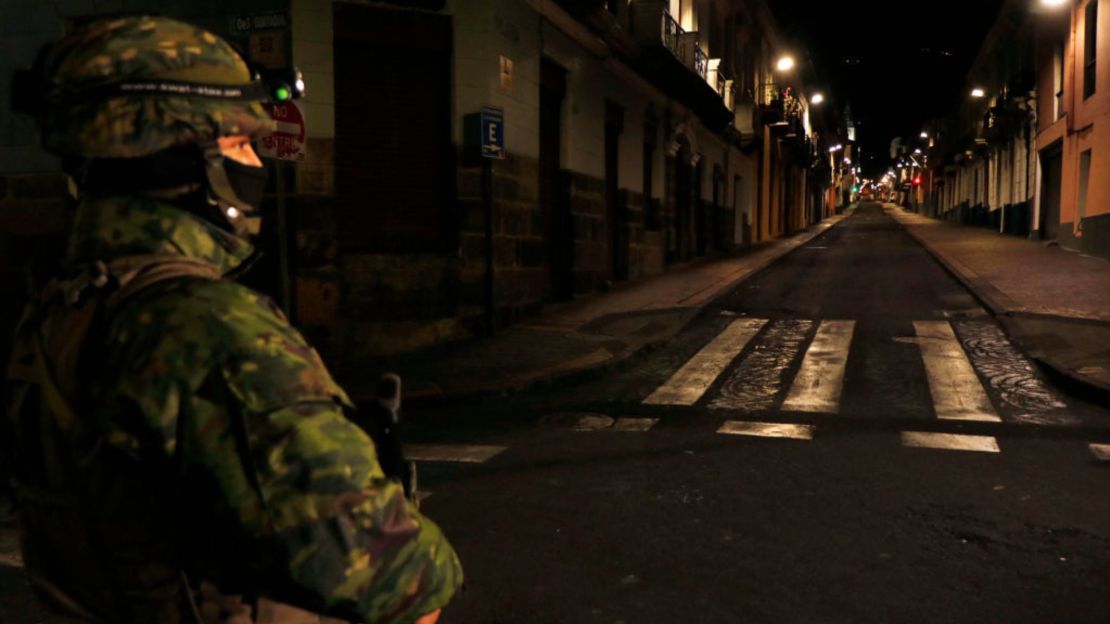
200 142 261 238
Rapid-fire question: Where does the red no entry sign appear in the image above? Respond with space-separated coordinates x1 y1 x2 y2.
259 100 306 161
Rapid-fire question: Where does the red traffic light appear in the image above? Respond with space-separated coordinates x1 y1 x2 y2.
912 176 922 186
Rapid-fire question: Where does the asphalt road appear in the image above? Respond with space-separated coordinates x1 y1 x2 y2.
5 204 1110 623
403 204 1110 623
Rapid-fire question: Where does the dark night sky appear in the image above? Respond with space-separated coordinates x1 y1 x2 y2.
770 0 1006 175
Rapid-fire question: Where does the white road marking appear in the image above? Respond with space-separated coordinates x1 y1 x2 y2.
913 321 1001 422
707 320 814 411
781 320 856 413
1088 443 1110 461
901 431 1000 453
643 318 767 406
612 417 660 432
404 444 507 464
573 416 659 432
717 420 815 440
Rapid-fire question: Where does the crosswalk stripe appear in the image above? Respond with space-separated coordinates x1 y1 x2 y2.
901 431 1000 453
781 320 856 413
611 417 660 432
0 551 22 568
404 444 507 463
913 321 1001 422
643 318 767 406
1089 444 1110 461
707 319 814 411
717 420 814 440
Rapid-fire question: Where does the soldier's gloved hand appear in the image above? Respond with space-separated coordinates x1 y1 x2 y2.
414 609 442 624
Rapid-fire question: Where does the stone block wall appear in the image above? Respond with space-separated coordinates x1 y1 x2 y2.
457 151 547 329
624 190 664 280
566 171 608 294
490 154 547 324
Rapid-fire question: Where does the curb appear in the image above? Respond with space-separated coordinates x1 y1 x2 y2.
888 206 1110 402
363 212 850 408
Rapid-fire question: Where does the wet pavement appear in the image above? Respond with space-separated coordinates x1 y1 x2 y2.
393 204 1110 623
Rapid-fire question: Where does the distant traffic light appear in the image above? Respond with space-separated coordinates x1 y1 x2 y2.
912 176 922 186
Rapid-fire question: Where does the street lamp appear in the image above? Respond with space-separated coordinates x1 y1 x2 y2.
919 131 929 139
1041 0 1067 6
971 87 986 98
811 93 825 105
776 55 796 72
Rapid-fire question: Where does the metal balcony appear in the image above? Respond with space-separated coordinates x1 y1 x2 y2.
627 0 732 131
661 9 683 58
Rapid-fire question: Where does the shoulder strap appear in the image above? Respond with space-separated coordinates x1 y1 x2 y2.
104 254 222 314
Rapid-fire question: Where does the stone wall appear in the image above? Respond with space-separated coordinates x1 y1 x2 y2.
623 190 664 280
490 154 546 324
457 152 547 328
292 191 466 360
566 171 608 294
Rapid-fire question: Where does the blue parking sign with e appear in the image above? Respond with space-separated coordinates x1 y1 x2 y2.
481 107 505 159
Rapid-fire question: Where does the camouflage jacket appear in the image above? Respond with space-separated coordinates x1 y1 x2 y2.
5 196 461 623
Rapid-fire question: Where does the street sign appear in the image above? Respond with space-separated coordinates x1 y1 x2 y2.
258 100 306 161
481 106 505 159
232 12 289 33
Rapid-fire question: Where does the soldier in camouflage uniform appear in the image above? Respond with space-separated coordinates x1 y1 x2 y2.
5 15 461 624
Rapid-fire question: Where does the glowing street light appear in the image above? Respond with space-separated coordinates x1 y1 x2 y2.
971 87 986 98
1041 0 1067 6
811 93 825 105
919 132 929 139
776 55 796 72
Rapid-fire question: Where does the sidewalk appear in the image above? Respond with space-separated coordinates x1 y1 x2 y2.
341 211 849 404
886 204 1110 398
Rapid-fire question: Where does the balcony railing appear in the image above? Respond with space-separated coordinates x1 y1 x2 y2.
662 10 682 58
708 60 734 111
693 45 707 80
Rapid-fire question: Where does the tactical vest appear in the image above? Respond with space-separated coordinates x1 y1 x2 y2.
6 256 345 624
6 255 220 623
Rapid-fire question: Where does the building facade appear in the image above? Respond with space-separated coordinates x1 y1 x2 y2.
928 0 1038 238
0 0 836 364
1033 0 1110 258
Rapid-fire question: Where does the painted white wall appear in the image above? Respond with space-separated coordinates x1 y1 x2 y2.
451 0 542 160
450 0 725 203
292 0 334 139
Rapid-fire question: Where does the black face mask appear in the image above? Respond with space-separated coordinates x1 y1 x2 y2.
223 158 269 213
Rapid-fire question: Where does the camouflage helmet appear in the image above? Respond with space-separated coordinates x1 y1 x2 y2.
31 15 276 159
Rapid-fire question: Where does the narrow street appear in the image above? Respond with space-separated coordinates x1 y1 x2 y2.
395 204 1110 623
8 2 1110 623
